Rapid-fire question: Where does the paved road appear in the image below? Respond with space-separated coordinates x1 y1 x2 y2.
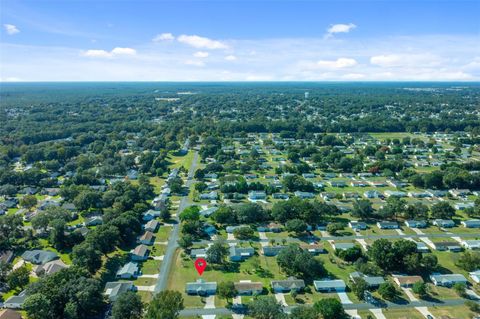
194 231 477 245
153 151 199 293
179 298 477 317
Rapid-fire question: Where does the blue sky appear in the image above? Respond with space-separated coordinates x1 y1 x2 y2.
1 0 479 81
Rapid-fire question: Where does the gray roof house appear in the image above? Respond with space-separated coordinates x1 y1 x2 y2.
199 191 218 200
462 240 480 250
349 221 367 230
144 220 160 232
116 262 140 279
271 277 305 293
130 244 149 261
429 273 467 287
405 220 427 228
433 241 462 252
461 219 480 228
104 281 135 302
469 270 480 284
186 279 217 296
314 279 346 292
377 221 399 229
350 272 385 288
34 259 68 276
190 248 207 258
262 245 286 256
21 250 58 265
234 281 263 295
333 242 355 251
4 291 27 309
294 191 315 199
248 191 267 201
229 246 255 262
433 219 455 228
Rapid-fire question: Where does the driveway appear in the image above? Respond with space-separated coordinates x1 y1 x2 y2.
346 309 361 319
356 238 369 251
402 287 418 301
370 308 386 319
202 295 216 319
338 292 353 304
415 306 435 318
275 293 288 306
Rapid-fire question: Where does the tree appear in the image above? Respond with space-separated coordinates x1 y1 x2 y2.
378 282 398 300
412 282 428 299
23 294 52 319
421 254 438 272
248 296 286 319
289 306 318 319
48 219 67 250
7 266 29 290
145 290 184 319
211 206 237 224
72 242 102 273
453 282 466 297
368 239 395 270
217 281 237 303
352 200 374 219
206 240 229 265
112 291 143 319
277 244 325 280
351 278 369 300
337 246 363 263
179 206 200 222
430 201 455 219
178 234 194 251
313 298 346 319
326 222 344 236
233 226 255 240
20 195 37 210
456 251 480 271
285 219 307 235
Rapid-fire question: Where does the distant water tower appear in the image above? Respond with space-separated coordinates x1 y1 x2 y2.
304 92 309 99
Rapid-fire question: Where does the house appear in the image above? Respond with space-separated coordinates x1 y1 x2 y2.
393 275 423 288
0 250 14 264
302 173 315 179
426 189 448 197
257 222 283 233
455 202 475 210
449 189 470 198
343 192 360 199
272 193 289 200
364 190 382 199
138 231 155 245
415 241 430 253
34 259 68 276
186 279 217 296
200 191 218 200
271 277 305 293
294 191 315 199
229 246 255 262
314 279 346 292
21 250 58 265
144 220 160 232
461 219 480 228
190 248 207 258
203 223 217 236
142 209 160 221
350 180 368 187
462 240 480 250
369 181 387 187
261 245 286 256
384 190 407 198
300 244 325 255
349 221 367 230
234 280 263 295
408 191 431 198
405 220 427 228
116 262 140 279
328 181 346 188
376 221 399 229
61 202 76 211
332 242 355 251
130 244 149 261
321 192 336 201
248 191 266 201
433 241 462 252
430 273 468 287
200 207 218 217
433 219 455 228
104 281 135 302
0 309 23 319
469 270 480 283
350 272 385 288
85 215 103 226
226 225 242 233
4 291 27 309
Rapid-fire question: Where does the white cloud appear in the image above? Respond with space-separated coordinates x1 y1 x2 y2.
177 34 228 50
82 47 136 58
193 51 209 58
184 59 205 67
153 33 175 42
225 55 237 61
342 73 365 80
4 24 20 35
316 58 357 69
326 23 356 37
370 53 443 68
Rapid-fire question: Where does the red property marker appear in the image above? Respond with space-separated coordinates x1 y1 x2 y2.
194 258 207 276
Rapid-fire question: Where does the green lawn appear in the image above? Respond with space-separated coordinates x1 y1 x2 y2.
140 259 161 275
429 305 478 319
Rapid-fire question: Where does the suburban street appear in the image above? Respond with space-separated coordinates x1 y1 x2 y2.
153 151 199 293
